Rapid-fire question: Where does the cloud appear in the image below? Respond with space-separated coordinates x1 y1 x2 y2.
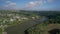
24 0 46 9
6 1 11 3
5 2 16 7
24 0 54 9
0 0 54 10
25 1 36 8
4 1 19 10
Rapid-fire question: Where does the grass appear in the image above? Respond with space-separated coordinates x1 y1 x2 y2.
28 23 60 34
0 28 2 34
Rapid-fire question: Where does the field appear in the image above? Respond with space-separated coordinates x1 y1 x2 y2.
0 10 60 34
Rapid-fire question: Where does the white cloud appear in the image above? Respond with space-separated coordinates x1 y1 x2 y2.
1 0 54 10
4 1 19 10
24 0 54 9
6 1 11 3
25 1 36 8
25 0 46 9
6 1 16 6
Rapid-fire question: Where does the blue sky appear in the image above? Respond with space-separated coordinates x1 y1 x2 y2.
0 0 60 11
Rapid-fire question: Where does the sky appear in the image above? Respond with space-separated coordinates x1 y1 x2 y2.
0 0 60 11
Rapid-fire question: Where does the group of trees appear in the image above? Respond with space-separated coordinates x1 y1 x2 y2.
0 10 40 34
46 13 60 24
0 10 60 34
